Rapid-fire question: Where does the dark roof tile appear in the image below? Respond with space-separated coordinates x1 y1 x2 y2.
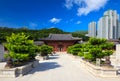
40 34 81 41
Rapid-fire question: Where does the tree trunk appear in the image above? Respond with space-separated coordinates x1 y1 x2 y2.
105 56 112 67
5 57 14 68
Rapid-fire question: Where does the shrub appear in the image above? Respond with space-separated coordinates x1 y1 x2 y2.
71 48 81 55
39 45 53 56
4 33 39 66
67 44 82 55
89 38 107 45
103 50 113 56
78 52 84 57
67 38 114 63
100 42 114 50
84 53 93 61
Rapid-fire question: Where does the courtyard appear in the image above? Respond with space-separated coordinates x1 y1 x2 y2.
0 53 120 81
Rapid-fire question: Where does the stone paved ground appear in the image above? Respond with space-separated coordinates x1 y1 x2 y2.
0 53 120 81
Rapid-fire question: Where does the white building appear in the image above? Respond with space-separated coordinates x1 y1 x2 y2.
97 10 119 39
88 21 97 37
118 22 120 39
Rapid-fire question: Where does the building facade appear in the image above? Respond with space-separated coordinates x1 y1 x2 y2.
40 34 81 52
118 22 120 39
88 21 97 37
97 10 119 39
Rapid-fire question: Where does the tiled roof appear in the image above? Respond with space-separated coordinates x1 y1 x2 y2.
40 34 81 41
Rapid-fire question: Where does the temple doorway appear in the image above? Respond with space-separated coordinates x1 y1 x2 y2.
57 45 64 52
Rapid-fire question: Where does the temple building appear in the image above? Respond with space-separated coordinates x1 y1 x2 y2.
39 34 81 52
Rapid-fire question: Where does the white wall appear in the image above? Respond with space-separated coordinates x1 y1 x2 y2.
115 44 120 68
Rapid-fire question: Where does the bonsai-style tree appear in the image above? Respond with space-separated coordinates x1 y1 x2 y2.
88 38 107 45
4 33 39 68
67 44 82 55
83 38 114 64
39 44 53 56
68 37 114 66
103 50 113 66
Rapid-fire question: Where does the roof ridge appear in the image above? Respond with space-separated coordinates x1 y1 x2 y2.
40 34 81 41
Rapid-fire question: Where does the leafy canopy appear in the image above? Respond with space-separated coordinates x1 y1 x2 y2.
67 38 114 62
4 33 39 62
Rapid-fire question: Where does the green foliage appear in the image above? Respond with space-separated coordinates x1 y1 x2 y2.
4 52 29 61
84 53 93 60
89 38 107 45
71 48 81 55
100 42 114 50
78 52 84 57
4 33 39 63
0 27 88 43
67 46 73 54
88 47 103 61
67 44 82 55
72 31 89 41
39 44 53 56
0 27 67 42
103 50 113 56
67 38 114 62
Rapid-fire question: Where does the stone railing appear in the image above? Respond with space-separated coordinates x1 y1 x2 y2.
0 60 39 78
67 54 118 78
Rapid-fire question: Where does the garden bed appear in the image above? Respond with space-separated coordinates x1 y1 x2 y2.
68 54 118 77
0 60 39 78
79 57 118 77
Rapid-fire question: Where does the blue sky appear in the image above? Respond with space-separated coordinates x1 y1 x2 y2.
0 0 120 32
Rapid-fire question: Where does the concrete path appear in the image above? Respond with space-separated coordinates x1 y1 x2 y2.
0 53 120 81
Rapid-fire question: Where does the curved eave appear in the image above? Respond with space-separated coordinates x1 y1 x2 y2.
39 39 81 41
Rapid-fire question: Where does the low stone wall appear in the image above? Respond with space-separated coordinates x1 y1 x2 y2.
67 54 118 77
80 58 118 77
0 68 17 78
100 68 117 77
0 60 39 78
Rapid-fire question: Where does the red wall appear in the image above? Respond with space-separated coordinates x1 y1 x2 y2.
45 41 76 52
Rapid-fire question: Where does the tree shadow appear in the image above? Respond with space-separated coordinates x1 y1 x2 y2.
27 62 61 75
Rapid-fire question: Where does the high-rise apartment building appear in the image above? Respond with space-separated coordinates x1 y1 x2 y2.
97 16 109 39
118 22 120 39
88 21 97 37
97 10 119 39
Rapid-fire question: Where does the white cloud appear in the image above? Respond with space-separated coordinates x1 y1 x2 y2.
65 0 109 16
64 0 74 9
49 18 61 24
29 22 38 29
49 27 56 29
76 21 81 24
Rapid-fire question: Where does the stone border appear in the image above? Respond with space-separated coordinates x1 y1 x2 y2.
0 60 39 78
81 59 117 77
67 54 118 78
